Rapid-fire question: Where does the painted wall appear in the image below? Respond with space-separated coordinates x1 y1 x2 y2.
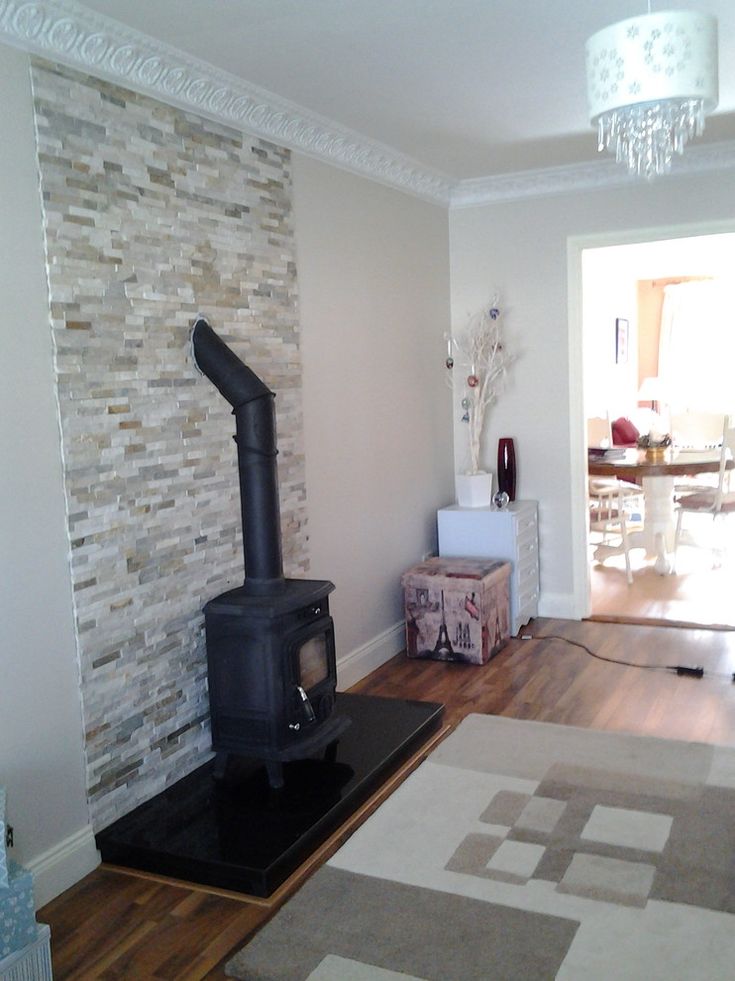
637 279 665 385
636 276 707 388
449 179 735 617
582 254 638 421
0 47 97 906
292 156 453 685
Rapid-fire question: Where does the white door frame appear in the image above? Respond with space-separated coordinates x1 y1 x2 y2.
567 218 735 619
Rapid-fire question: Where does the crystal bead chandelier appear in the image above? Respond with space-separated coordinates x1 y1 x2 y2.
586 9 718 179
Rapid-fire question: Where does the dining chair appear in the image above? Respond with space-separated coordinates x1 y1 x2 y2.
587 414 612 449
671 411 725 495
673 416 735 570
588 480 639 584
587 414 643 584
671 410 725 449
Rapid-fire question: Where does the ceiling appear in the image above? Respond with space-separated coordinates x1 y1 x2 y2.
72 0 735 180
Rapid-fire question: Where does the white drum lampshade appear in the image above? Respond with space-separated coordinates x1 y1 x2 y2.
586 11 718 179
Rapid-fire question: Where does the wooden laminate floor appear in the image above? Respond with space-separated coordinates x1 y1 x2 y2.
589 513 735 628
39 617 735 978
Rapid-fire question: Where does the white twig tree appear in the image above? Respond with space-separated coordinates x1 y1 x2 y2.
446 293 514 474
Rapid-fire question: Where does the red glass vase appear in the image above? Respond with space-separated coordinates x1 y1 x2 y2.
497 438 516 501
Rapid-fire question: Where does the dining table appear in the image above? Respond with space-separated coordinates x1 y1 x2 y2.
588 447 732 574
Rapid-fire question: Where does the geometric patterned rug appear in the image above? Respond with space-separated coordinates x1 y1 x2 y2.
226 714 735 979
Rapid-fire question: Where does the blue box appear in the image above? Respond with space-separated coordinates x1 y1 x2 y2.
0 923 52 981
0 788 7 890
0 861 36 960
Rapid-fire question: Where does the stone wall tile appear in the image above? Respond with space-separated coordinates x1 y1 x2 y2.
31 59 307 830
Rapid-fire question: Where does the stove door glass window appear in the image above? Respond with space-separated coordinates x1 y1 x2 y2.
298 633 328 690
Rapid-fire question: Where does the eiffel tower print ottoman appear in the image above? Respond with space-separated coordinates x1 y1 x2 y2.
402 557 510 664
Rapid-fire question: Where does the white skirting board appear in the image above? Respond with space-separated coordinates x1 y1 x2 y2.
22 624 403 907
26 824 99 909
22 601 577 912
333 592 579 690
336 621 405 691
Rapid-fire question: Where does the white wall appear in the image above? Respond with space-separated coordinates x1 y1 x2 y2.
582 253 638 420
292 156 453 686
0 47 98 906
449 177 735 619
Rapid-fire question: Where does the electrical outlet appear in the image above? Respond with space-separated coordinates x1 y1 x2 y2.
5 825 13 849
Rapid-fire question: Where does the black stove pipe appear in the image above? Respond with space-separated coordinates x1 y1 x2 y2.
191 318 285 595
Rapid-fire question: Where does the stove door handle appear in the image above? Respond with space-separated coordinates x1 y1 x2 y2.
296 685 316 722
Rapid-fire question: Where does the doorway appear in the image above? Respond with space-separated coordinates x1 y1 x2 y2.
570 224 735 627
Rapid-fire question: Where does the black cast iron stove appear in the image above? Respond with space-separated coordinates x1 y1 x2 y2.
191 319 349 789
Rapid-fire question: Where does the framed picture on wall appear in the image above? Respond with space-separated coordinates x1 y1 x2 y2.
615 317 629 364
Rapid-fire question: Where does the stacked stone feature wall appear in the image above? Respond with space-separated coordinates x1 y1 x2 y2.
30 60 308 830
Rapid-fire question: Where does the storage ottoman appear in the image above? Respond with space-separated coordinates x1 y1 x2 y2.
402 557 511 664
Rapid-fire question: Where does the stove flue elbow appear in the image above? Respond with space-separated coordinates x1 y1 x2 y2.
191 317 272 408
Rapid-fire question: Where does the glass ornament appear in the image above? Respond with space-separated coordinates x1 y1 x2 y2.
461 397 470 410
467 374 479 388
445 357 454 369
493 490 510 509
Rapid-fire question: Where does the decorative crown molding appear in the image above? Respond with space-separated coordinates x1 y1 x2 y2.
2 0 735 209
0 0 455 205
449 139 735 208
450 159 632 208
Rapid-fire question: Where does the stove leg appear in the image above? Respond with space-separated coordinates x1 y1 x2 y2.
265 759 284 789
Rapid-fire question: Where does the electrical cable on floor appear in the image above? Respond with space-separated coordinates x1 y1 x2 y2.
521 632 735 682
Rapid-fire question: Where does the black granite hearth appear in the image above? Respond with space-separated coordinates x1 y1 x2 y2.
96 693 443 897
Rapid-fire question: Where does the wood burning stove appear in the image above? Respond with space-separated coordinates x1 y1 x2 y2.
191 319 349 788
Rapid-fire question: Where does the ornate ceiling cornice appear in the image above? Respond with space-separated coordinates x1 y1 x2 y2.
450 140 735 208
0 0 454 205
3 0 735 209
451 160 631 208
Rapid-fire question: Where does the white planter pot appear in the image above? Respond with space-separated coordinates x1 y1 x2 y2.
455 471 493 508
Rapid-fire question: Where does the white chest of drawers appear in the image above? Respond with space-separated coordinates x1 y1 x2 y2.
437 500 539 636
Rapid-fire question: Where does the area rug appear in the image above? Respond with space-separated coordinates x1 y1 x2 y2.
226 714 735 980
